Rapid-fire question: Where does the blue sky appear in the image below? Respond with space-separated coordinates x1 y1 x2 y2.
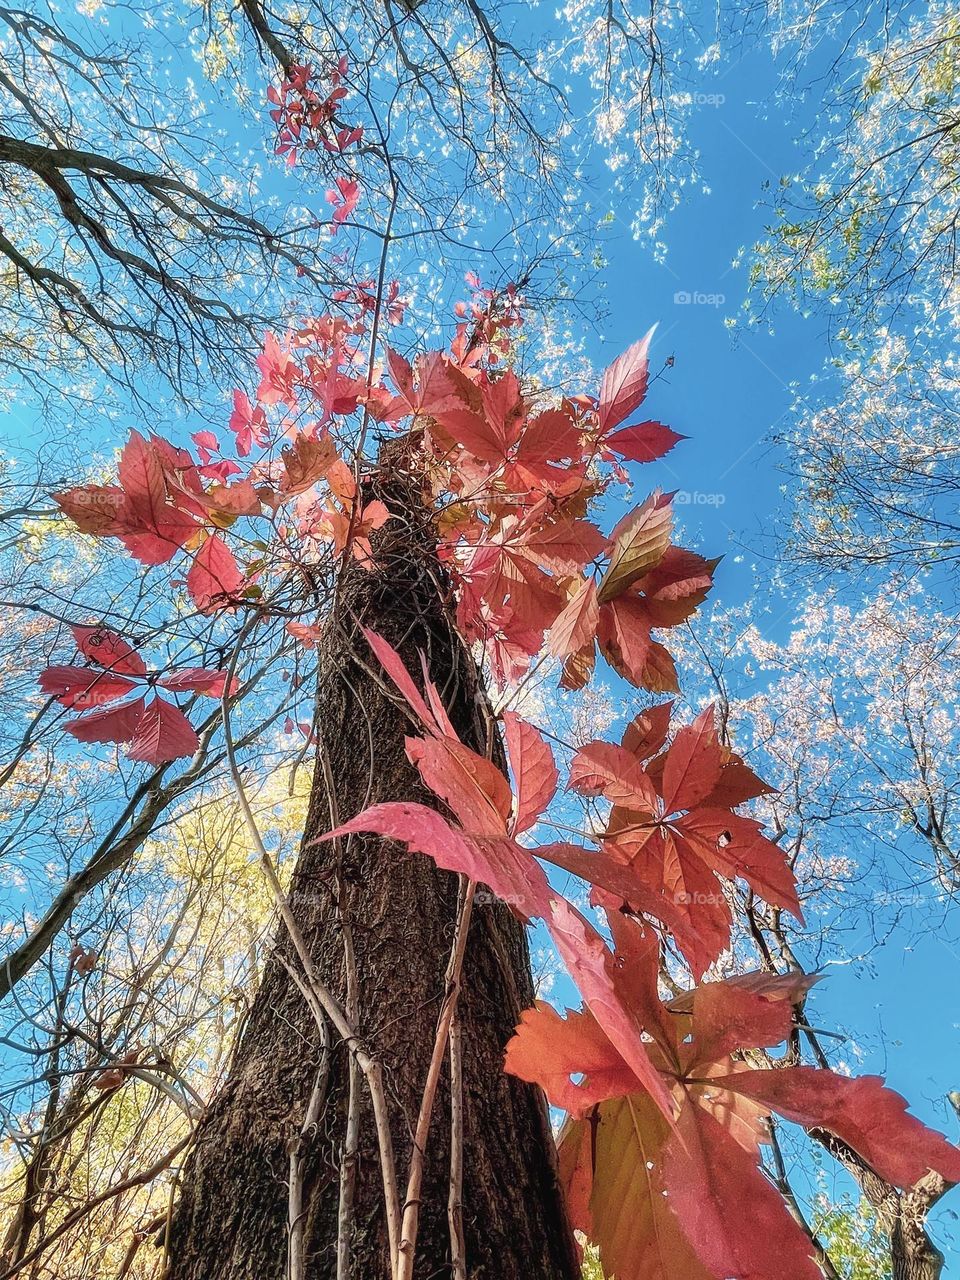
579 19 960 1264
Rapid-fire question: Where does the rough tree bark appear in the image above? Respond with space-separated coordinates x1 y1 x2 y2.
813 1129 951 1280
168 449 580 1279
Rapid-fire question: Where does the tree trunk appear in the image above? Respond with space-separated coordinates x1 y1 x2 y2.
168 455 580 1280
813 1130 949 1280
891 1176 948 1280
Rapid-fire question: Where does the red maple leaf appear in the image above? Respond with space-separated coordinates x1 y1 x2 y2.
565 704 797 972
507 905 960 1280
549 492 717 692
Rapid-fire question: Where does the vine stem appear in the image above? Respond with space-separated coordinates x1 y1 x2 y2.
288 1034 331 1280
221 624 402 1277
315 689 363 1280
447 1007 467 1280
396 876 476 1280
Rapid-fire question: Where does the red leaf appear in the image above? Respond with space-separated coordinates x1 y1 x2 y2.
286 621 324 648
605 420 685 463
560 641 596 693
519 514 605 573
597 595 678 692
568 741 658 811
598 491 673 604
118 428 167 523
598 330 653 434
715 1067 960 1188
417 651 458 738
156 668 237 697
677 810 803 921
65 697 146 745
546 898 677 1121
115 431 198 564
699 756 774 809
187 535 244 614
547 578 599 662
40 665 139 708
622 702 673 761
503 711 558 835
541 847 722 981
505 1002 639 1116
676 971 817 1064
405 735 513 837
71 625 147 676
660 707 723 813
517 409 584 465
640 547 718 628
662 1104 822 1280
556 1095 711 1280
322 802 552 919
127 696 200 764
362 627 439 731
385 348 463 420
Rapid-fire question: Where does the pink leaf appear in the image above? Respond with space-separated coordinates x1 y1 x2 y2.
506 1002 639 1116
405 735 512 836
321 802 552 919
662 1104 822 1280
547 578 599 662
157 668 237 697
40 665 139 708
547 898 676 1122
65 697 146 745
598 330 654 434
70 625 147 676
503 711 558 835
117 429 166 524
363 627 439 732
714 1067 960 1189
605 420 684 463
660 707 723 814
568 741 657 811
187 535 244 614
127 696 200 764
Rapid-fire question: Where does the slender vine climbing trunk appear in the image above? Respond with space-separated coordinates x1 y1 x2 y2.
168 455 580 1280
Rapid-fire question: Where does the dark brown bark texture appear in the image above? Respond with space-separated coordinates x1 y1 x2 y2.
168 453 580 1280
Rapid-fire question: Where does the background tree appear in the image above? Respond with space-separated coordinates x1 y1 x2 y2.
774 335 960 587
748 0 960 336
